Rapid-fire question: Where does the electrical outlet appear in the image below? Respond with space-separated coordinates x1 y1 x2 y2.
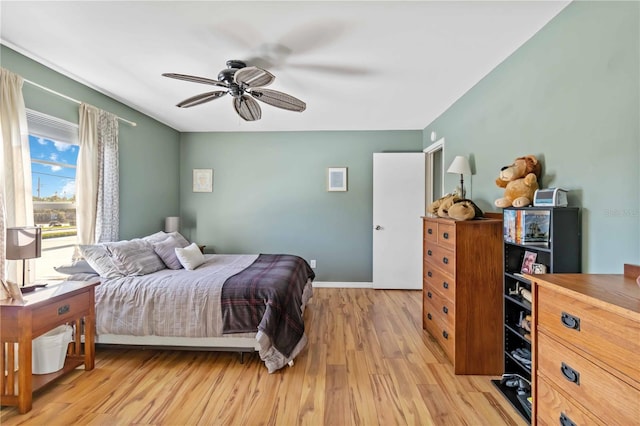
310 259 316 268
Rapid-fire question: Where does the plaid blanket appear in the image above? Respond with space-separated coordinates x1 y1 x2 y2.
221 254 315 357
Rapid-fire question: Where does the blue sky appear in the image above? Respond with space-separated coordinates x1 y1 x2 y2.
29 135 77 199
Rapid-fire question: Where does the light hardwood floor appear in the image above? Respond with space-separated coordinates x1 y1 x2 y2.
1 288 526 425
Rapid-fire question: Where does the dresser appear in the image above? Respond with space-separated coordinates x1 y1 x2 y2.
529 264 640 425
422 215 503 374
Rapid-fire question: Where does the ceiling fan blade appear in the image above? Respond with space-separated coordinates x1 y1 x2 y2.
234 95 262 121
250 88 306 112
162 73 228 88
234 67 275 88
176 91 228 108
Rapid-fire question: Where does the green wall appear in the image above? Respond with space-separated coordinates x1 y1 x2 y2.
179 131 422 281
424 1 640 273
1 45 181 239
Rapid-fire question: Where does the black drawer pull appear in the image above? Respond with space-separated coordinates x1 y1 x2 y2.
427 313 432 320
442 306 448 314
560 362 580 385
442 257 449 264
428 271 433 277
427 249 433 256
428 228 433 235
443 282 449 289
561 312 580 331
442 330 449 339
58 304 70 315
559 413 576 426
427 292 432 299
443 232 449 239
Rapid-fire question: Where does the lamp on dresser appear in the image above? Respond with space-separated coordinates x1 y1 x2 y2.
6 226 42 287
447 155 472 197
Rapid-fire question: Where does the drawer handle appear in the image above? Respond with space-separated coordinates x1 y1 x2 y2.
560 362 580 385
442 257 449 264
428 250 433 256
443 282 449 289
443 232 449 239
428 228 433 235
442 330 449 339
427 313 432 320
442 306 448 314
559 413 576 426
427 292 432 299
561 312 580 331
58 304 70 315
428 271 433 277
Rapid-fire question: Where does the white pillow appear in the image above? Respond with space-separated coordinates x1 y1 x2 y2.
174 243 205 271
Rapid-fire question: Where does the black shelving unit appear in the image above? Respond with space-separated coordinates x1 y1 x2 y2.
492 207 581 423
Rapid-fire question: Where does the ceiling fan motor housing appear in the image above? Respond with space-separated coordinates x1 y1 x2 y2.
218 60 247 84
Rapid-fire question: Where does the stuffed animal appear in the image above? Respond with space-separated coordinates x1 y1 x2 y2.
427 193 460 218
495 155 542 208
448 199 484 221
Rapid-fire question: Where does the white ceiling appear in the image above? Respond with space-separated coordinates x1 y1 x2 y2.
1 1 570 133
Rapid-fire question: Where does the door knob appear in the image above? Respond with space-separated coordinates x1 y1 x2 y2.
375 225 382 230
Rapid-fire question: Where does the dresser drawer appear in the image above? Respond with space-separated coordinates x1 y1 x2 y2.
424 261 455 303
31 291 91 336
423 296 454 360
424 284 455 330
537 285 640 383
537 332 639 425
424 220 438 244
424 244 455 277
536 376 604 426
437 222 456 249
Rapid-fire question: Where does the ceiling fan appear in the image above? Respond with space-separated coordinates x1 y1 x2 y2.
162 60 306 122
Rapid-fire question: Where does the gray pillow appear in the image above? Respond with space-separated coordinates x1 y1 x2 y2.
142 231 169 244
153 234 189 269
106 239 166 276
54 259 97 275
78 244 125 279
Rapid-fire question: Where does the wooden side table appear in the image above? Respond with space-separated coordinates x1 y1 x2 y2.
0 280 99 413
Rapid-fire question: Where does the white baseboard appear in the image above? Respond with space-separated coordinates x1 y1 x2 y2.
312 281 373 289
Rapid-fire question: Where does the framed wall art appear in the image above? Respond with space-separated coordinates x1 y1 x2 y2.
193 169 213 193
327 167 347 192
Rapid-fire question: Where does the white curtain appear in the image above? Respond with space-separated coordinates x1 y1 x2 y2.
77 103 119 247
0 67 35 284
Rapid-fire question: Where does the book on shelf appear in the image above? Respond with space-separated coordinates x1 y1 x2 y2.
503 209 550 245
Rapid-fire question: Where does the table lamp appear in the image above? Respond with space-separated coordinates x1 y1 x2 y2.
6 226 42 287
447 156 472 197
165 216 180 233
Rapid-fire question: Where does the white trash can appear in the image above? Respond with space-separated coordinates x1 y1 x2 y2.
32 324 73 374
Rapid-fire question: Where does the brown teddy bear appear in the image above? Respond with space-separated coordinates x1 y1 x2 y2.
427 193 460 218
495 155 542 208
428 194 483 220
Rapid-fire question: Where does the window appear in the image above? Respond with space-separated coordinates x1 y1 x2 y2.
27 109 79 280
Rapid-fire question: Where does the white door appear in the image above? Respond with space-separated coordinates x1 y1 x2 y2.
373 153 425 289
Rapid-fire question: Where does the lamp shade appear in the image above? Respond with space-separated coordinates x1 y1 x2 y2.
447 156 471 175
164 216 180 233
6 227 42 260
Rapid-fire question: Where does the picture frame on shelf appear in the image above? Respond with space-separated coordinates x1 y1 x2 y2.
520 251 537 274
531 263 547 274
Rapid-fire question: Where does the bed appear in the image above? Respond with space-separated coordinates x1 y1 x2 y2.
63 232 315 373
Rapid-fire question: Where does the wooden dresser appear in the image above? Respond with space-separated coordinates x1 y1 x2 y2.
422 215 503 375
529 264 640 425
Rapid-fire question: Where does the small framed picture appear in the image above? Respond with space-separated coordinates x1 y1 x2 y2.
520 250 538 274
1 280 24 303
531 263 547 274
327 167 347 192
193 169 213 193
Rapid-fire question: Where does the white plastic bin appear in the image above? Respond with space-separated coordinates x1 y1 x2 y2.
32 324 73 374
